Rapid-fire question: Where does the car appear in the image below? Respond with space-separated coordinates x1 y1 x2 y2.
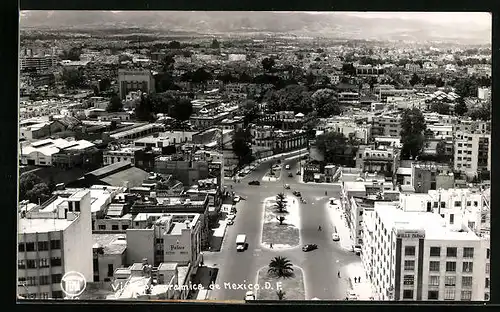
227 214 236 221
346 290 358 300
296 171 301 175
284 184 290 189
293 191 302 197
302 244 318 252
233 196 241 203
353 245 362 255
227 220 234 225
288 172 293 177
248 180 260 186
332 233 340 241
245 291 255 301
285 164 290 170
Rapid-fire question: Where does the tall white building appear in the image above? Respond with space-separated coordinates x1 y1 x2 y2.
361 188 490 301
453 132 490 177
18 190 93 299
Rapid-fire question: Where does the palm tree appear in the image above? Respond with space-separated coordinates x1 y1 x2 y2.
276 289 286 300
276 216 286 225
268 256 294 278
276 192 286 202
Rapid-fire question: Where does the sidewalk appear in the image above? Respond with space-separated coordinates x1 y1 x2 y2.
343 262 375 300
326 202 354 252
210 220 228 252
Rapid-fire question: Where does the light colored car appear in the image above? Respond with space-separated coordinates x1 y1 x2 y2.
245 291 255 300
332 233 340 241
227 220 234 225
233 196 241 203
346 290 358 300
284 184 290 189
285 164 290 170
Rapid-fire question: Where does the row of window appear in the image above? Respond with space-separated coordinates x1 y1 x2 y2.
426 275 478 287
97 224 129 231
18 257 61 269
404 260 474 273
18 274 62 286
402 289 472 300
403 246 477 258
18 240 61 252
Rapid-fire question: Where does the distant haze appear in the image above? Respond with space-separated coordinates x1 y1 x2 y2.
19 11 491 44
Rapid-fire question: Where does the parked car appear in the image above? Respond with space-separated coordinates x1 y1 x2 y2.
233 196 241 203
332 233 340 241
353 245 362 255
288 172 293 177
284 184 290 189
227 214 236 221
245 291 255 301
302 244 318 252
293 191 302 197
248 180 260 186
285 164 290 170
346 290 358 300
227 220 234 225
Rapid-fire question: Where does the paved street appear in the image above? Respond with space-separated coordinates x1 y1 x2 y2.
204 155 360 301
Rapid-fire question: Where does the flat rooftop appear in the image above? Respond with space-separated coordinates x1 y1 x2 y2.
92 233 127 255
18 218 73 234
376 205 480 241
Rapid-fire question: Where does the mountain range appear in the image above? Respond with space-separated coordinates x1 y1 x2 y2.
19 11 491 44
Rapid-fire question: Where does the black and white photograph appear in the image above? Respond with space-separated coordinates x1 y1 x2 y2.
17 11 491 302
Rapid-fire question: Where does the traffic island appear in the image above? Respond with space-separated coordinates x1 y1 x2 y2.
261 196 300 249
255 265 305 300
262 166 281 182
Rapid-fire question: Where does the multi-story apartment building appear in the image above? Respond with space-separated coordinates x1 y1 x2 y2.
20 55 58 71
371 115 402 138
453 132 490 178
363 199 489 301
355 145 399 176
18 190 93 299
323 119 372 144
117 69 155 100
477 87 491 101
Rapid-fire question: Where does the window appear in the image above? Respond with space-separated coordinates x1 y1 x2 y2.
26 259 37 269
461 290 472 301
107 264 114 277
98 225 106 230
403 289 414 299
18 243 25 252
51 274 62 284
27 276 37 286
111 225 119 230
429 276 440 286
428 290 439 300
404 260 415 271
463 262 473 273
50 240 61 250
462 276 473 287
430 247 441 257
440 202 446 208
485 278 490 288
487 248 490 259
446 247 457 257
463 247 474 258
486 263 490 274
122 224 128 230
39 258 49 268
485 293 490 301
467 201 471 206
39 275 50 285
25 242 35 251
405 246 416 256
50 257 61 266
454 201 461 207
38 241 49 251
433 202 438 208
449 214 454 224
18 260 26 269
404 275 414 286
446 261 456 272
445 276 456 286
444 288 455 300
429 261 440 272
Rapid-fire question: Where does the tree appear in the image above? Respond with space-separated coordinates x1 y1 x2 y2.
275 200 287 213
268 257 294 278
61 47 81 61
311 88 341 117
454 98 468 116
400 108 426 159
430 102 451 115
211 38 220 49
169 99 193 122
25 183 51 205
167 41 181 49
303 112 319 139
276 289 286 300
47 176 56 193
436 140 448 162
240 100 260 126
191 68 212 84
161 53 176 72
118 54 132 63
276 192 286 202
409 73 421 86
61 68 85 89
468 103 491 121
19 172 45 201
135 94 154 121
265 85 313 114
107 95 123 112
341 63 356 76
262 57 275 72
232 128 253 167
315 131 358 166
276 216 286 225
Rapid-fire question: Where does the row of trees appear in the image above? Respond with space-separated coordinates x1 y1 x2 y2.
19 173 54 204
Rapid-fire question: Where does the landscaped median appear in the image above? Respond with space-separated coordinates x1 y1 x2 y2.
261 195 301 249
255 258 305 300
262 164 281 182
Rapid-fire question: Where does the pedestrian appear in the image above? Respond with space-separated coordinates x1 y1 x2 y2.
338 271 341 278
209 270 212 277
270 243 273 249
358 276 361 282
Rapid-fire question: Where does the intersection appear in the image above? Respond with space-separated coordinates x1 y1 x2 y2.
203 156 361 300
